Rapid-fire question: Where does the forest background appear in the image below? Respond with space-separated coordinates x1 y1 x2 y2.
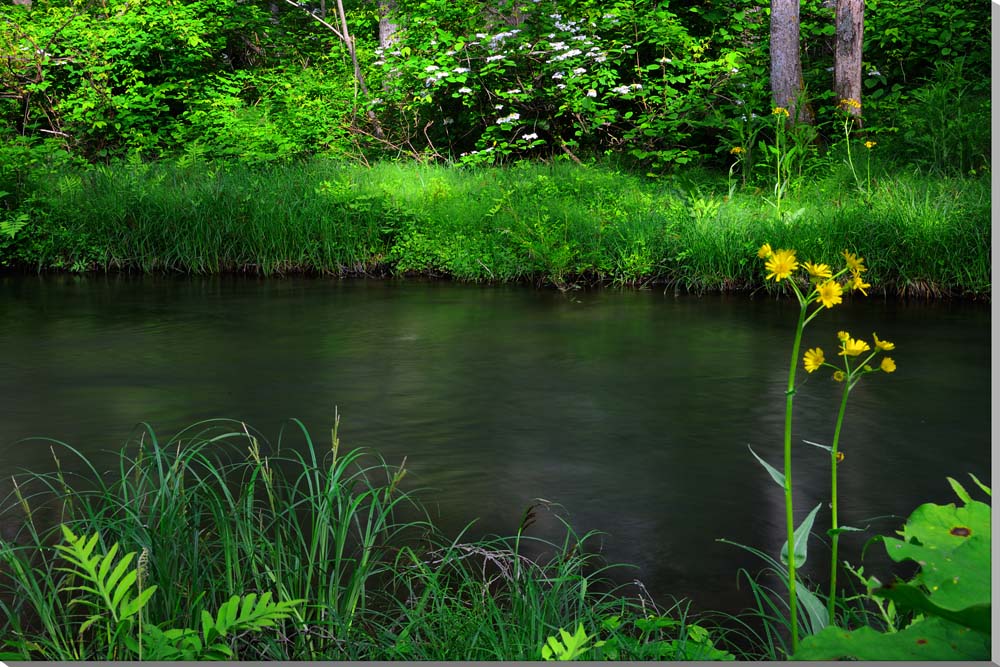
0 0 991 291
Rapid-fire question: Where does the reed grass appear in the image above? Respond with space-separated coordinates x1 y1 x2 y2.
4 159 989 296
0 417 732 660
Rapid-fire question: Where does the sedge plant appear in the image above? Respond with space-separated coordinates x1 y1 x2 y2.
750 243 872 654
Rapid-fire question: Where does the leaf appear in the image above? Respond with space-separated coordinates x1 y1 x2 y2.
791 616 989 660
747 445 784 487
882 533 989 611
108 556 136 611
541 624 595 661
876 582 990 634
826 525 865 537
801 439 831 452
123 585 157 617
946 476 971 504
97 541 120 585
795 582 829 634
966 472 990 497
780 503 822 568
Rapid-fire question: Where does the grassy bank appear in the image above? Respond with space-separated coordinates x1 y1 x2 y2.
0 159 990 296
0 418 745 660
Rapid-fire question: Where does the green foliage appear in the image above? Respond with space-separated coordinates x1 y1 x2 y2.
0 417 710 660
0 159 989 295
370 0 745 169
595 614 735 660
0 524 303 660
125 592 304 660
541 624 596 661
0 0 988 173
793 475 991 661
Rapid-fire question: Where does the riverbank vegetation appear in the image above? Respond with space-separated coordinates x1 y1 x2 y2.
0 417 744 660
0 415 989 660
0 158 990 296
1 0 990 297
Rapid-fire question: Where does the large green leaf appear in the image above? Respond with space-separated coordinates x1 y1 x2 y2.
876 582 990 634
881 500 990 610
898 499 991 546
791 616 989 661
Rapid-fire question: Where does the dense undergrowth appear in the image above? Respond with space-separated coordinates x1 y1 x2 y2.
0 417 988 660
0 418 745 660
0 158 990 297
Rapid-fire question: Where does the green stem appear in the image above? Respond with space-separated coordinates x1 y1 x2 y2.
827 380 851 620
775 117 784 219
844 117 860 192
783 299 809 654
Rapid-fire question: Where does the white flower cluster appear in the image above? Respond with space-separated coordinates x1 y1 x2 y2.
522 132 539 141
489 29 521 48
496 112 521 124
549 48 583 62
614 83 642 95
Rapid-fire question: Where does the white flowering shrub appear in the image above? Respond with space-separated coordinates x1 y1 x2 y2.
366 0 750 169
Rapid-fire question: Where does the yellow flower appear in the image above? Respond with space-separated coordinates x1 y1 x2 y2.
803 348 824 373
839 336 871 357
836 451 845 463
765 248 798 282
814 279 844 308
864 140 877 149
803 261 833 280
840 98 861 110
880 357 896 373
833 370 846 382
757 242 773 259
837 330 850 342
872 333 895 351
730 146 744 154
842 250 867 274
772 107 790 117
850 273 871 295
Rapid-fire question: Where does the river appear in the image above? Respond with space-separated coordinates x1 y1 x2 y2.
0 275 990 614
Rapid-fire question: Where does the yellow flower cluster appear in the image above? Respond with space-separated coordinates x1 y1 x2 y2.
864 141 877 149
803 331 897 378
756 244 870 305
840 98 862 110
730 146 744 154
772 107 790 117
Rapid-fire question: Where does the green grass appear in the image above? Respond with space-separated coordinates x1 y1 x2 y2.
1 158 990 296
0 417 739 660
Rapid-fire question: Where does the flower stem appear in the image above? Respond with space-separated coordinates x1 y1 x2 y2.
827 380 851 620
784 300 809 654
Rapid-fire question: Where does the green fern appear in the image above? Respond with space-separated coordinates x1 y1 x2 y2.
54 526 304 660
54 525 157 655
541 624 597 661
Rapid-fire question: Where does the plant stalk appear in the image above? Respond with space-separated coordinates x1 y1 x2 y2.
783 298 809 654
827 376 851 619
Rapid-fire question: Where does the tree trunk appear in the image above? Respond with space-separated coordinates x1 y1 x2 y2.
770 0 812 123
834 0 864 120
378 0 398 49
12 0 32 6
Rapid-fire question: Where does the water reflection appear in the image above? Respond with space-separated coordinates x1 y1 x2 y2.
0 275 990 613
